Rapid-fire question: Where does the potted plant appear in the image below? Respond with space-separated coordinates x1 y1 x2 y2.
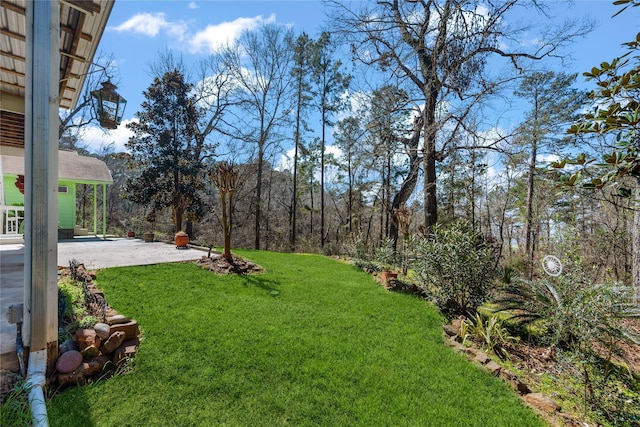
143 210 156 243
174 231 189 249
375 237 398 282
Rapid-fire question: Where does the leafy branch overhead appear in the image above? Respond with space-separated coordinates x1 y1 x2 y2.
556 24 640 195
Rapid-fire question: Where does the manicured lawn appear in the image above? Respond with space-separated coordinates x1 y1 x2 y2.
47 250 544 426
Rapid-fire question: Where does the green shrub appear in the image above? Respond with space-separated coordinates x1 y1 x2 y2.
494 269 640 349
374 237 397 271
412 222 497 315
460 313 518 359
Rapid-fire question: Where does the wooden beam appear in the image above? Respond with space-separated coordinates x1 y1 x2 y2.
0 0 25 15
0 49 25 62
61 0 101 15
0 27 25 42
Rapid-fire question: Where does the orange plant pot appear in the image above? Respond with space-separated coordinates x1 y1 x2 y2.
175 232 189 248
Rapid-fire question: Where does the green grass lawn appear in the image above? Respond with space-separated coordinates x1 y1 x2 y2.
47 250 545 426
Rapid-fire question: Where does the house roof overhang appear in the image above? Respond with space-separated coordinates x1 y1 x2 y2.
1 147 113 184
1 0 116 113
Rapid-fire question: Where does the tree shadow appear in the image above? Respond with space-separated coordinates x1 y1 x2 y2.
240 275 282 297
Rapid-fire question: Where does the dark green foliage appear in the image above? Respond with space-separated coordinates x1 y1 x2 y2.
412 222 497 315
125 70 208 232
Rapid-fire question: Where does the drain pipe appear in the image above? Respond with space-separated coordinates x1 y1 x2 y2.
26 349 49 427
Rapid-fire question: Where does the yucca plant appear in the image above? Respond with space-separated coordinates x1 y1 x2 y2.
460 313 518 359
494 270 640 349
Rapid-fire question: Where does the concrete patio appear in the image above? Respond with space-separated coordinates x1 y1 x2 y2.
0 237 206 371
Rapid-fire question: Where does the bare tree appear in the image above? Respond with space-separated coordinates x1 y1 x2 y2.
209 161 243 261
327 0 593 231
219 24 294 249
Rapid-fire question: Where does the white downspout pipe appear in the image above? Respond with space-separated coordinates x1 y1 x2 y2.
26 350 49 427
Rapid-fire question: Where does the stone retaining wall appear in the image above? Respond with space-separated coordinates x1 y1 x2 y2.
55 264 140 387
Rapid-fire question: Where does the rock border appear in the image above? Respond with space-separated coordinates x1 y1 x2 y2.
55 263 141 388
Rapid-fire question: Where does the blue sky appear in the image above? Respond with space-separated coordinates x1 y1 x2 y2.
82 0 640 154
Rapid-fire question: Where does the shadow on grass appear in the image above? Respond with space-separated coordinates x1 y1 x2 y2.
240 274 282 297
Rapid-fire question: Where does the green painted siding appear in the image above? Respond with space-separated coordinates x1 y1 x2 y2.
2 175 24 206
57 180 76 229
2 175 77 229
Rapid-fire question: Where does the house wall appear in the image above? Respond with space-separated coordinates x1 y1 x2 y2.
58 179 76 229
2 174 76 229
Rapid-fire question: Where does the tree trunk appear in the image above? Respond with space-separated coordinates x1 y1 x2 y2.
633 179 640 305
423 94 438 232
255 144 264 249
389 115 422 245
524 135 537 279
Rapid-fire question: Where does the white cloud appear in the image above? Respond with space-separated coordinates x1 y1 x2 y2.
110 12 276 55
188 2 199 10
80 119 136 153
109 13 171 37
188 14 276 54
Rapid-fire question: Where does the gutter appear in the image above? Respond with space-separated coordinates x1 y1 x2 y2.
26 349 49 427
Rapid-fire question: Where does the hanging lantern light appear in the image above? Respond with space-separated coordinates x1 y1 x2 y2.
90 80 127 129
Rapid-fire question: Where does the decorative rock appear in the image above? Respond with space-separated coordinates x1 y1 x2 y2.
514 379 531 395
451 316 465 335
81 345 100 358
58 338 78 355
102 331 126 354
56 350 83 374
94 322 111 339
499 369 516 381
82 355 110 376
58 366 84 386
75 329 99 351
443 325 457 337
485 360 502 376
106 314 130 325
524 392 561 413
109 320 139 341
113 338 139 365
473 351 490 365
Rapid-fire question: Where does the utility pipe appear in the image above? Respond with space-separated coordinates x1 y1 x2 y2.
26 350 49 427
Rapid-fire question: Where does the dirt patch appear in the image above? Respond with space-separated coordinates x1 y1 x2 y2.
194 254 264 275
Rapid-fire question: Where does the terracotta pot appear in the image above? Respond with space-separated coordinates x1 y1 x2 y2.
175 232 189 248
381 270 398 282
127 231 135 238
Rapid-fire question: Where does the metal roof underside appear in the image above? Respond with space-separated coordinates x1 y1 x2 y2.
0 0 115 112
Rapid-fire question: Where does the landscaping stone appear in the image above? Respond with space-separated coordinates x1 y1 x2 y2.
485 360 502 376
113 338 139 365
81 344 100 358
443 324 457 337
56 350 83 374
473 351 490 365
102 331 126 354
106 314 130 325
514 379 531 395
109 320 139 341
59 338 78 354
451 316 465 335
82 355 110 376
524 392 561 413
75 328 99 351
94 322 111 339
57 366 84 386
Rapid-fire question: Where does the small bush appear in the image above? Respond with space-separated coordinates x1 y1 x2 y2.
494 269 640 349
412 222 497 315
460 313 518 359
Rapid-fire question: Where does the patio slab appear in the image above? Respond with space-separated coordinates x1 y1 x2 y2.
0 237 206 370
